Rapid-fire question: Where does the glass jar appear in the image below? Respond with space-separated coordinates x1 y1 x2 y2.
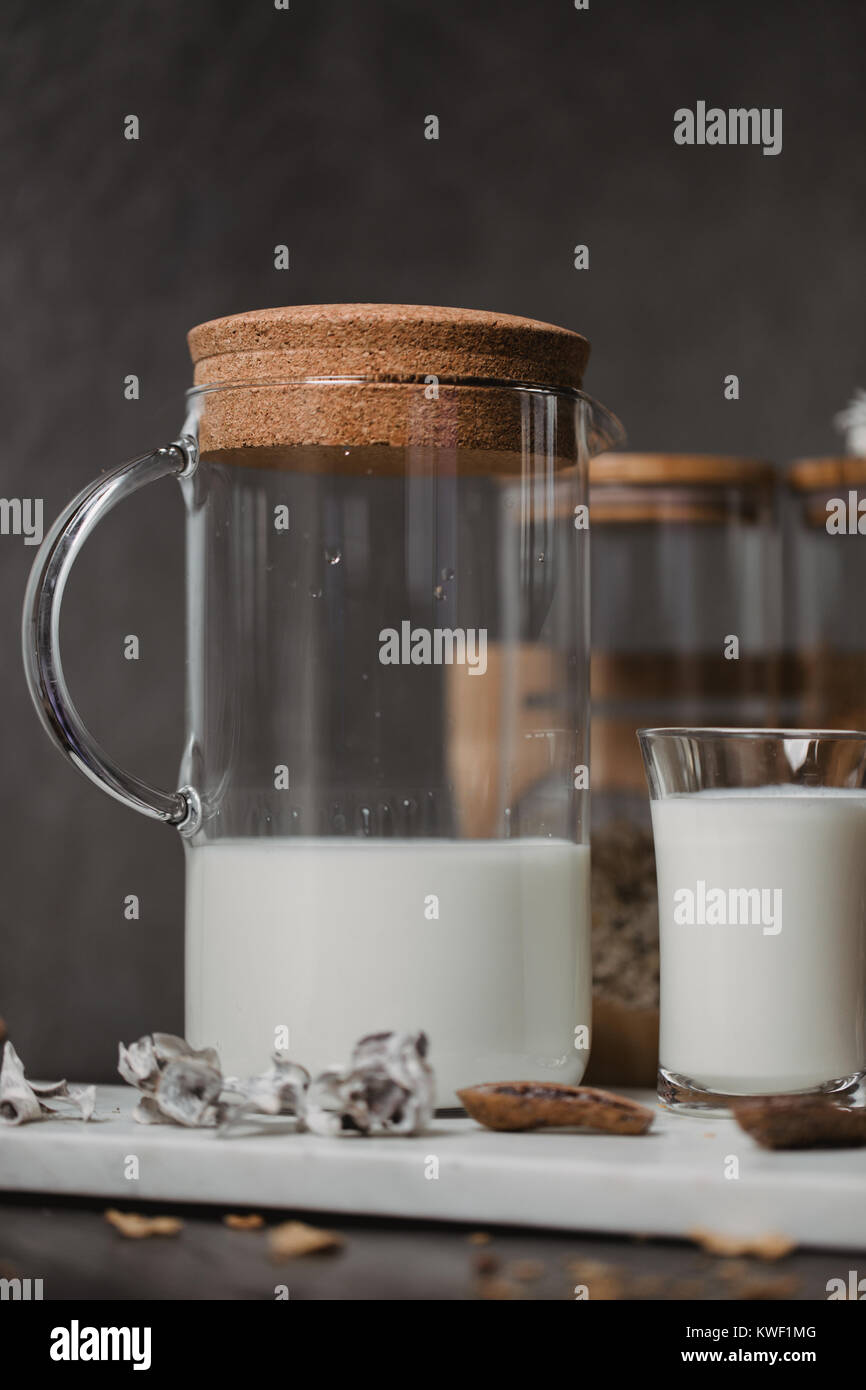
586 453 779 1086
783 456 866 729
22 303 620 1104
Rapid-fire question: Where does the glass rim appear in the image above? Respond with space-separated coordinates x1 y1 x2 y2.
638 726 866 742
185 375 602 403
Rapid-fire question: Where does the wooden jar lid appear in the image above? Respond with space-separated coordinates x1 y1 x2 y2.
187 304 591 459
590 453 775 523
590 453 775 486
787 456 866 491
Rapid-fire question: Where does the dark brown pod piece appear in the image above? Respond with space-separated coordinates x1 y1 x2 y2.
732 1096 866 1150
457 1081 654 1134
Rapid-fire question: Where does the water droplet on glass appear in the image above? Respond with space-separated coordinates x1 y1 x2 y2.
309 586 323 599
536 552 546 563
441 567 455 581
433 585 446 601
325 547 342 566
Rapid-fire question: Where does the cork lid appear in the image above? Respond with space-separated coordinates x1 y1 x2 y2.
787 456 866 491
189 303 590 390
186 304 591 462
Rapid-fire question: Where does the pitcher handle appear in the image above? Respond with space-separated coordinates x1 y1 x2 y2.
21 436 201 835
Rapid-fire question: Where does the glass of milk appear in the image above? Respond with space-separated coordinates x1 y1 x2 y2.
639 728 866 1115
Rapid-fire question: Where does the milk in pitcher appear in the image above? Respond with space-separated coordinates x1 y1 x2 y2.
186 837 591 1103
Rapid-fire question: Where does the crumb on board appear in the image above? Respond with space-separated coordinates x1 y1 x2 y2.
104 1209 182 1239
688 1227 796 1260
268 1220 343 1260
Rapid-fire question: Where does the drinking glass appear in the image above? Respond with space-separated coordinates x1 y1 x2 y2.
639 727 866 1114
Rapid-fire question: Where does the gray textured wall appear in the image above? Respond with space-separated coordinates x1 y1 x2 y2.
2 0 865 1080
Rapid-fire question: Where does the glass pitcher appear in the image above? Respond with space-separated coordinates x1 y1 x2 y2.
22 303 621 1104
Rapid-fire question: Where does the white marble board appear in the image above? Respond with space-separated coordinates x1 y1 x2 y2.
1 1086 864 1250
